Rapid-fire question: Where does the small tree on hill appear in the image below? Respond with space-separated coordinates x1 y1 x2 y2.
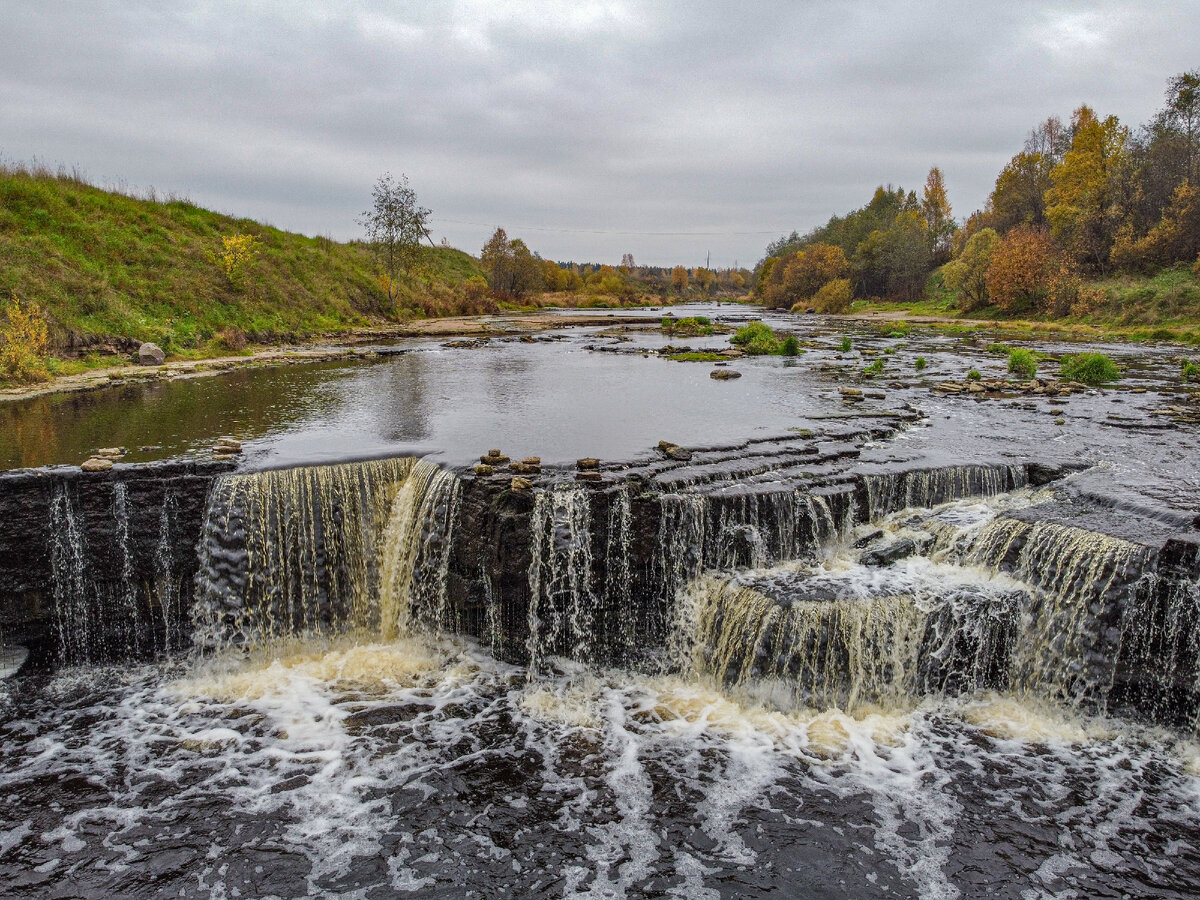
359 172 431 305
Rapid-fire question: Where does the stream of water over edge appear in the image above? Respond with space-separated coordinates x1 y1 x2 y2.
1 305 1199 897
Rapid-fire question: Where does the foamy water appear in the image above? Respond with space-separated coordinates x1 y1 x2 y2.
2 634 1199 898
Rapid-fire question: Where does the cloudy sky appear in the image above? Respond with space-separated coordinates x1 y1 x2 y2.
2 2 1195 268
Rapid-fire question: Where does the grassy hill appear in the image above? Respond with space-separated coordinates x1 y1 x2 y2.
0 163 487 358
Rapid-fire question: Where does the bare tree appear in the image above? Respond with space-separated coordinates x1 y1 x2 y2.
358 172 431 304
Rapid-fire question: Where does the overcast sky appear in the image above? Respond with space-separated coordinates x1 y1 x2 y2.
2 2 1195 268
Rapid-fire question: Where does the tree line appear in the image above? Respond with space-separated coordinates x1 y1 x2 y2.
754 70 1200 316
478 227 750 301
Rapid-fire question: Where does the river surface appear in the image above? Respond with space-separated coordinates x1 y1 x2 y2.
2 304 1200 898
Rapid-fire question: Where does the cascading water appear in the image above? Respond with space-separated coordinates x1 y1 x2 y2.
191 457 460 652
7 458 1200 899
47 479 187 665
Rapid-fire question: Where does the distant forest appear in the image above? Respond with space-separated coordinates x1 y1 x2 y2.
476 226 751 301
755 70 1200 318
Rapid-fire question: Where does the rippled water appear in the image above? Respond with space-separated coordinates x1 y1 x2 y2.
2 638 1199 898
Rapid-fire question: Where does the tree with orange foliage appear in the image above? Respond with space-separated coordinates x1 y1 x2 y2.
984 226 1063 314
671 265 689 292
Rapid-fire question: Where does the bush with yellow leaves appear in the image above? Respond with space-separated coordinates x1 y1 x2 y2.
209 233 260 287
1 296 51 382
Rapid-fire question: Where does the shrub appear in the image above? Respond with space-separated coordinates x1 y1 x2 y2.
812 277 853 313
863 358 885 378
966 368 982 381
1 296 50 382
210 233 260 287
839 336 852 352
780 335 800 356
1007 347 1038 378
1180 359 1198 381
1059 352 1120 385
732 321 777 352
915 356 927 370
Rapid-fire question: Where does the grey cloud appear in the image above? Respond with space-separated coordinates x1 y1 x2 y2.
1 0 1195 267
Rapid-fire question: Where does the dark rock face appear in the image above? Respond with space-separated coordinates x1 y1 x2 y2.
3 443 1198 733
0 459 234 667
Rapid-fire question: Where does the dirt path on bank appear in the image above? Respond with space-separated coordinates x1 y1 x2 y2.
0 311 655 404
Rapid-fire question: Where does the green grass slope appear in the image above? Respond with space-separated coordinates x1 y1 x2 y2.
0 165 486 355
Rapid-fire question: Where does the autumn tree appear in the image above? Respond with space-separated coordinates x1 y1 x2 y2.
669 265 689 292
942 228 998 312
1165 70 1200 184
481 228 544 298
921 167 955 264
854 210 931 300
768 243 849 308
989 151 1054 232
359 173 431 305
1111 180 1200 270
984 226 1063 313
1044 105 1130 272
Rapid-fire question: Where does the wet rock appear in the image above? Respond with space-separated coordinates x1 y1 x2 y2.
710 369 741 380
80 457 114 472
95 447 126 459
575 471 603 483
521 456 541 466
860 538 916 567
656 442 692 461
139 445 162 452
839 387 863 400
853 529 884 548
509 461 542 475
510 476 533 493
212 437 243 454
864 391 886 400
481 450 510 466
577 457 600 470
966 381 986 393
473 464 494 477
137 342 165 365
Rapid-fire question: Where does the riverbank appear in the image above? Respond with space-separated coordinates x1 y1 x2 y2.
0 311 661 403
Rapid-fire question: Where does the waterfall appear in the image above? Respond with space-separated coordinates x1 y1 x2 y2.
50 483 91 665
862 464 1027 521
526 487 599 671
666 493 1189 718
47 479 187 665
966 518 1150 708
671 558 1026 712
192 457 460 652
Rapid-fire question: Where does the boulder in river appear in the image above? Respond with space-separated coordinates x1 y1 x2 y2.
710 369 741 380
860 538 917 567
656 441 693 461
137 342 165 365
577 457 600 471
80 457 114 472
